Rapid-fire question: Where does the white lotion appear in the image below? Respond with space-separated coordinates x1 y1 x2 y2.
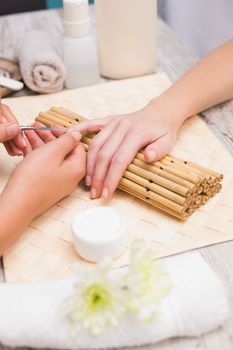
72 207 127 262
63 0 99 88
95 0 157 79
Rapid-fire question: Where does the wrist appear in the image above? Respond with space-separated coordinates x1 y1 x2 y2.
1 186 35 225
0 188 35 255
148 94 190 126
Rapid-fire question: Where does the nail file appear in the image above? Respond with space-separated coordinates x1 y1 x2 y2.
0 76 24 91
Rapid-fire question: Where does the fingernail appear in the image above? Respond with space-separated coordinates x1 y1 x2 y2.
86 175 91 186
147 150 157 161
22 136 27 148
102 187 109 198
7 124 19 137
90 187 97 199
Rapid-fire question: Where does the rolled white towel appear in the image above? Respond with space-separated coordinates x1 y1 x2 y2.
15 30 66 93
0 253 228 349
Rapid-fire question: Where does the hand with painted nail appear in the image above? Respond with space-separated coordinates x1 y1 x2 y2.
0 103 28 156
74 99 185 199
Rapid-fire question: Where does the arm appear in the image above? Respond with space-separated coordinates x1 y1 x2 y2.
0 131 86 256
69 39 233 199
152 39 233 123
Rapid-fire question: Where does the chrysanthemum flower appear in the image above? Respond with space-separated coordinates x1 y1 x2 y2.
125 239 171 321
64 240 171 336
65 258 126 336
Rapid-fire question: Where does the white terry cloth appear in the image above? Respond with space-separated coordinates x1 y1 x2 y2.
15 30 66 93
0 253 228 349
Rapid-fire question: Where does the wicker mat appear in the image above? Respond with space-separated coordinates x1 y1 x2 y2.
2 73 233 283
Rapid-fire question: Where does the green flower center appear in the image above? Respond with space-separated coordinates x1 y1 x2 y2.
84 283 112 313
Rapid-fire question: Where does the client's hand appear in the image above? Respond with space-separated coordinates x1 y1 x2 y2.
73 100 184 199
0 103 28 156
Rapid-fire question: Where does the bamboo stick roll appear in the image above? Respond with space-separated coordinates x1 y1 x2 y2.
35 107 224 221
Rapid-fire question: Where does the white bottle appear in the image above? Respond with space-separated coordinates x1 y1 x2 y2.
95 0 157 79
63 0 99 88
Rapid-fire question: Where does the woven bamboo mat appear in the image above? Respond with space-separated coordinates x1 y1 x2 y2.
2 73 233 283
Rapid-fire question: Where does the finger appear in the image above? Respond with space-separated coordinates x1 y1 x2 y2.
45 130 81 162
24 130 45 149
101 131 150 197
33 122 57 143
90 121 129 198
0 104 26 150
73 115 115 135
0 124 20 143
63 143 86 180
0 104 18 123
0 112 20 155
85 120 119 186
3 141 15 156
144 133 174 162
49 123 66 138
8 140 23 156
13 132 27 150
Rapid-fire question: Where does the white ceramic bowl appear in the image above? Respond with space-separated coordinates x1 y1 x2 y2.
72 206 127 262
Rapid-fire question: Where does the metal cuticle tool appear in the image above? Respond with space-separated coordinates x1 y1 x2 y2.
20 126 67 133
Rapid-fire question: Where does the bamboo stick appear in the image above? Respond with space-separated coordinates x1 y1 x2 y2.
120 178 186 214
39 112 72 127
46 111 77 125
119 184 189 220
37 113 71 128
51 106 85 121
135 154 196 190
159 158 202 184
201 195 209 205
202 183 210 194
166 154 223 181
127 163 191 197
36 116 51 127
165 155 212 181
124 170 188 205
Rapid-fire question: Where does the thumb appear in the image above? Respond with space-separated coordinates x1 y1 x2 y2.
47 131 81 158
144 133 174 162
0 124 20 142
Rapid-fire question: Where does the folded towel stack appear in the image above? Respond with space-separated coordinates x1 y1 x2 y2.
0 253 228 349
15 30 66 94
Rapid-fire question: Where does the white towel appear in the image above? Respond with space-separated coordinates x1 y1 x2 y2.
15 30 66 93
0 253 228 349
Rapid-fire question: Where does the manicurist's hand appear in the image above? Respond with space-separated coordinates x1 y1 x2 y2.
0 103 28 156
74 98 185 199
0 130 86 255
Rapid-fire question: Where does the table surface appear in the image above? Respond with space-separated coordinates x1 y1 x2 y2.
1 7 233 350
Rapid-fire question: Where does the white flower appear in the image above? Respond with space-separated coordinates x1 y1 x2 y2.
64 258 126 336
125 239 171 322
64 240 171 337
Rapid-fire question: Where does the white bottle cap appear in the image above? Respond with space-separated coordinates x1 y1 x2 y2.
72 207 128 263
63 0 91 38
0 76 24 91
